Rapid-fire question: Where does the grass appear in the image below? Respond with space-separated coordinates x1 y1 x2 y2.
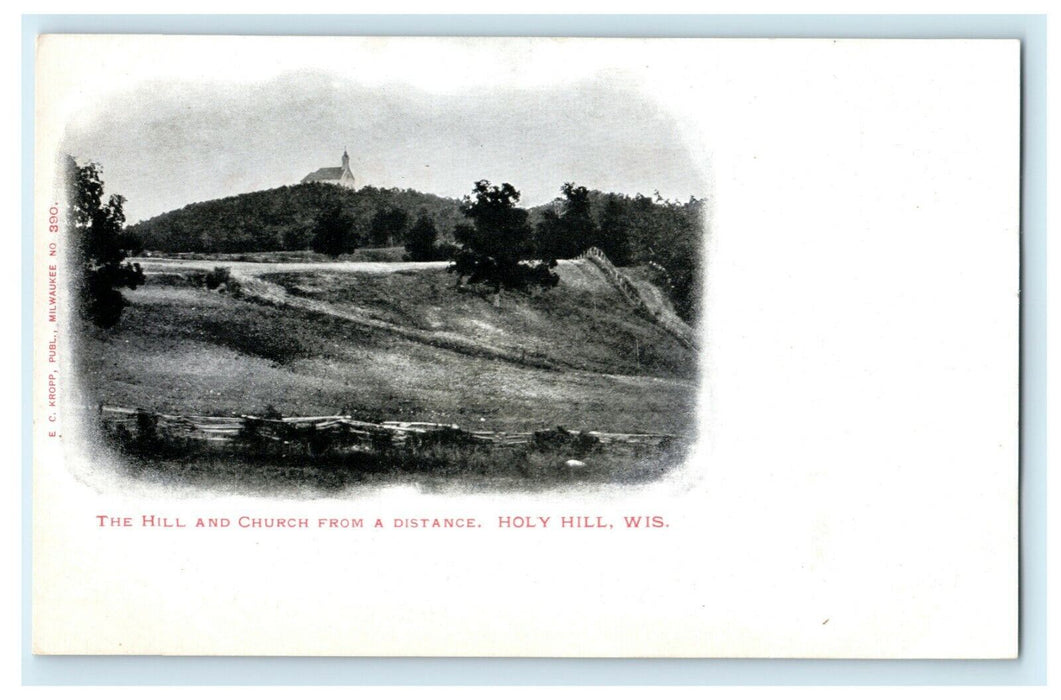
264 261 693 378
109 432 691 496
74 258 700 489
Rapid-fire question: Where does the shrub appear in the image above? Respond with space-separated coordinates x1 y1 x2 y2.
204 266 231 290
531 426 599 457
133 409 160 450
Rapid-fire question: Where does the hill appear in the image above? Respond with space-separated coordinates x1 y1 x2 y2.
76 257 698 435
529 188 704 322
126 181 705 324
126 183 466 254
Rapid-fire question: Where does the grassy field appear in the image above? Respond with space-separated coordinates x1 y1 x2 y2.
109 433 690 495
75 257 699 488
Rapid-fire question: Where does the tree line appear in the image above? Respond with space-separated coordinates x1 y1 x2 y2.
126 183 466 254
76 155 705 327
443 180 704 323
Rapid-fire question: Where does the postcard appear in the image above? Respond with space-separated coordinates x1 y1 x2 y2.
32 35 1019 657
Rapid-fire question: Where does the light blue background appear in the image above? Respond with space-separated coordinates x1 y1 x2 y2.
21 14 1047 686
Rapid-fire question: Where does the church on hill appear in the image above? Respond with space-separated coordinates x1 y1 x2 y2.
301 149 356 189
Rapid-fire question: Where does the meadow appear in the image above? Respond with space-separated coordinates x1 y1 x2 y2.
75 256 700 491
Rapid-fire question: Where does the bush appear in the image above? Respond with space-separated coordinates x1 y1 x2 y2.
435 242 460 259
204 266 231 290
224 277 242 297
450 249 558 293
531 426 599 457
133 409 160 450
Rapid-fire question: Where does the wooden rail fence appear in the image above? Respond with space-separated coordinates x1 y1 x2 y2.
94 406 677 450
579 247 697 350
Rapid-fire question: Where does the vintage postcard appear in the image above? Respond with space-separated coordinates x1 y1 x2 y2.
32 35 1019 657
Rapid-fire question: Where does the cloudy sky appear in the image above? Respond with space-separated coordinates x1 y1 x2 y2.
54 38 706 224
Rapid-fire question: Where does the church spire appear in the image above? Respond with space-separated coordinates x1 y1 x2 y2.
342 147 349 169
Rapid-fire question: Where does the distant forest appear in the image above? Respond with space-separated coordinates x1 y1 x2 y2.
126 182 705 322
127 184 465 254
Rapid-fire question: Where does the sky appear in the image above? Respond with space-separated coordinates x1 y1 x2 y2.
57 44 705 224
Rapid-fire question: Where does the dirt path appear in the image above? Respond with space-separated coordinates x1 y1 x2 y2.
132 257 450 275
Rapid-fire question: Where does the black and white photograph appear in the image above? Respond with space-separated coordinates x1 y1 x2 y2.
32 35 1020 659
58 58 704 494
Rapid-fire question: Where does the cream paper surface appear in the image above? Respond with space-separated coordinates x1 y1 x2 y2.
32 36 1018 657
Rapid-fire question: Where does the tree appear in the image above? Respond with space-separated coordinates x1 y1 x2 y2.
65 156 145 328
368 206 410 247
596 194 633 265
647 196 703 323
282 226 310 251
404 213 440 261
310 203 358 257
535 182 598 260
450 180 558 294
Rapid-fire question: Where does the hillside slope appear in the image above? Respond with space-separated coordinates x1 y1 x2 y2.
126 183 465 253
76 259 698 435
123 182 705 328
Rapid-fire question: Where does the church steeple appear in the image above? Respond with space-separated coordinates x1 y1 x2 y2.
302 148 356 189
